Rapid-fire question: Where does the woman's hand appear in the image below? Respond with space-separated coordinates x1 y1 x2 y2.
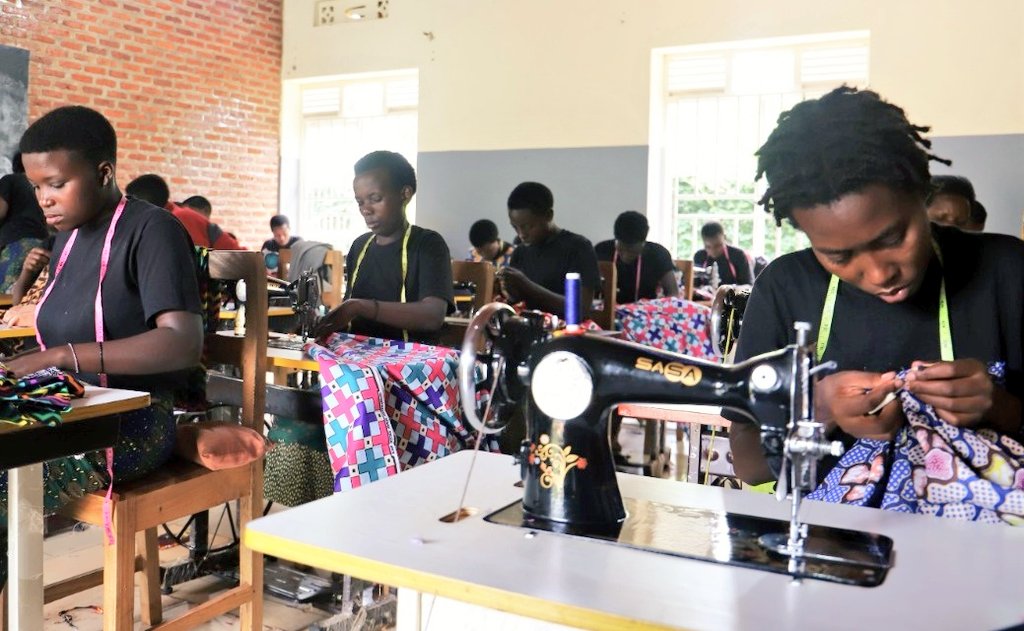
313 299 371 342
4 346 69 377
901 359 994 427
2 303 36 327
21 248 50 276
816 370 904 440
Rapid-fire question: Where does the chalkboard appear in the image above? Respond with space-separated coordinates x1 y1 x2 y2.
0 44 29 176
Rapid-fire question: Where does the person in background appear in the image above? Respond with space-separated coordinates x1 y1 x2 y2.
313 151 454 345
693 221 752 286
125 174 242 250
467 218 515 268
926 175 976 230
0 153 49 291
499 181 600 319
966 200 987 232
595 210 677 304
262 214 301 253
1 105 204 585
0 235 54 327
181 195 212 219
727 87 1023 490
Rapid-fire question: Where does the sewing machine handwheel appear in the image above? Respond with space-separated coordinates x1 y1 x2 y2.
458 302 515 434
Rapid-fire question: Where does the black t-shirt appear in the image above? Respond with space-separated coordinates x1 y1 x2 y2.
262 236 301 252
693 245 752 285
729 223 1024 476
594 240 676 304
344 225 455 345
0 173 48 248
509 229 601 306
37 198 202 392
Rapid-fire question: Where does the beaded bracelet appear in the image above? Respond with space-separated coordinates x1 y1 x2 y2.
67 343 81 373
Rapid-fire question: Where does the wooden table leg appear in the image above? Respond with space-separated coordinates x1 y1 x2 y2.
8 463 44 631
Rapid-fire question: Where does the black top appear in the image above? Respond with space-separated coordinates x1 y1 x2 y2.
344 225 455 345
0 173 48 248
37 198 202 391
262 236 301 252
594 240 676 304
729 223 1024 475
509 229 601 308
693 245 752 285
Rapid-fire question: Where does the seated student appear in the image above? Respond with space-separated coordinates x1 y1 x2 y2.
125 174 242 250
594 210 678 304
499 182 600 319
262 214 301 253
1 106 204 583
467 218 515 268
0 152 49 291
727 87 1023 491
313 151 454 345
181 194 212 218
0 239 53 327
693 221 752 286
926 175 976 230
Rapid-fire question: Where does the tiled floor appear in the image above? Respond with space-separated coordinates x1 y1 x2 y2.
38 420 665 630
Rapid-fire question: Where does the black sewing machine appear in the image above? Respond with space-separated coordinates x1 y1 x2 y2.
709 283 752 359
268 269 321 340
458 303 894 586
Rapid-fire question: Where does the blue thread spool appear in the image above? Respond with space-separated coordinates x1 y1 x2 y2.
564 272 581 333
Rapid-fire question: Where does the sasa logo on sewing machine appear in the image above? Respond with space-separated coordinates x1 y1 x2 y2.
634 357 702 386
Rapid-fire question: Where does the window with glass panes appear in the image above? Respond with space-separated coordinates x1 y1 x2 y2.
651 34 869 261
298 72 418 251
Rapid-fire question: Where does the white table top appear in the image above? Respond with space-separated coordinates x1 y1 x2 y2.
246 451 1024 630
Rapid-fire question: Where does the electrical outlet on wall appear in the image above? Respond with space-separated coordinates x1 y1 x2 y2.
315 0 340 26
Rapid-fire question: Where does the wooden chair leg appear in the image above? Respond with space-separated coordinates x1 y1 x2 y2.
137 528 162 626
238 465 264 630
103 501 135 631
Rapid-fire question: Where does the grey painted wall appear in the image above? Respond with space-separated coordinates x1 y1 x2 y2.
417 146 648 256
930 134 1024 238
416 134 1023 258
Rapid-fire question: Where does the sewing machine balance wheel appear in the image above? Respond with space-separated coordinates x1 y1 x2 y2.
458 302 517 434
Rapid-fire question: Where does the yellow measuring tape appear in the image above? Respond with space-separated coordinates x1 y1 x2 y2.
348 223 413 342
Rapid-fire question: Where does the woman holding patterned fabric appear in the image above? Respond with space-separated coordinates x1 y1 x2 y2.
0 106 203 583
314 150 455 345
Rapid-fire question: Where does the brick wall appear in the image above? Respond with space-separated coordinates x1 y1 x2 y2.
0 0 281 249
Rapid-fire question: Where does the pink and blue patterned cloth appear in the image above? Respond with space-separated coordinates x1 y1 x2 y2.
615 297 716 360
808 363 1024 525
308 333 493 493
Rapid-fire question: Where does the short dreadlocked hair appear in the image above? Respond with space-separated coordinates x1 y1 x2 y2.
754 86 949 226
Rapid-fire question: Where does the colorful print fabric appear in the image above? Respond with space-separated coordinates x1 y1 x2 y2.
309 333 494 493
808 363 1024 525
0 366 84 426
615 297 716 360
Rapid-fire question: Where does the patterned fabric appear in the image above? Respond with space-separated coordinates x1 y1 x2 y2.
615 297 716 360
0 366 84 426
310 332 495 492
808 363 1024 525
0 236 45 292
264 415 335 507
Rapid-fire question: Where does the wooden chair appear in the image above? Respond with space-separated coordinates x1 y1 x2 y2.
320 249 345 309
276 247 291 279
674 259 694 301
451 260 495 313
594 261 618 330
46 250 268 630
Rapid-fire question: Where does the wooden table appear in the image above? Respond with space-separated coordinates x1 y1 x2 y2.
245 451 1024 630
0 294 12 307
2 386 151 630
0 325 37 340
218 305 295 320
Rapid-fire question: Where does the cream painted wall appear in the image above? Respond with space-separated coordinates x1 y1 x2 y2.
283 0 1024 152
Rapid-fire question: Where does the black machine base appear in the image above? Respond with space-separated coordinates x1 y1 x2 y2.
485 497 893 587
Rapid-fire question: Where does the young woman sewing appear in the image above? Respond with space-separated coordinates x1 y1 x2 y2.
0 106 204 583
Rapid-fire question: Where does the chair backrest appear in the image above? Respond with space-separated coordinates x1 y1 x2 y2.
204 250 268 432
594 260 617 330
451 260 495 312
276 248 291 279
320 249 345 309
674 259 694 301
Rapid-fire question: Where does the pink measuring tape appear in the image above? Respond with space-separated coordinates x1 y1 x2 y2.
35 195 128 545
613 249 643 303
